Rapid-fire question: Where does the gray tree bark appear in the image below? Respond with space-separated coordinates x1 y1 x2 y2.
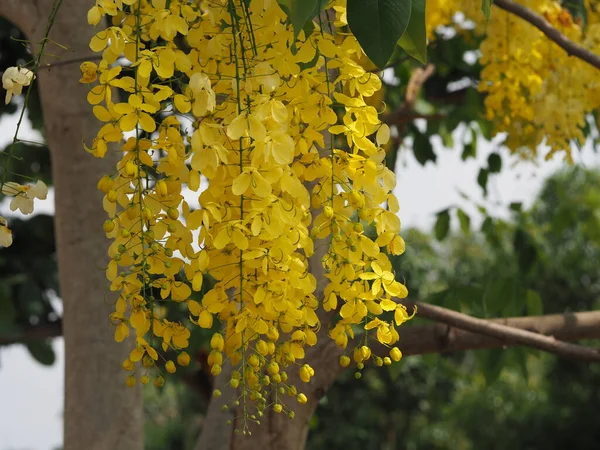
0 2 144 450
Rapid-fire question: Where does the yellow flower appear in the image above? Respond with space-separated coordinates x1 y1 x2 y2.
79 62 98 83
0 216 12 247
113 94 158 133
2 66 34 104
359 261 407 298
1 180 48 215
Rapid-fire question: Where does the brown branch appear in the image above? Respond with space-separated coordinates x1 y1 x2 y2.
381 65 441 129
0 319 63 346
389 310 600 357
404 301 600 362
494 0 600 70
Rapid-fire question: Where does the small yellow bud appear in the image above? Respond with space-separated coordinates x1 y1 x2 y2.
354 372 362 379
273 404 283 413
213 389 222 398
339 355 351 367
323 205 334 219
297 393 307 404
267 362 279 376
389 347 402 362
165 360 176 373
255 340 269 356
248 354 260 368
210 333 225 352
383 357 392 365
266 327 279 341
167 207 179 220
207 350 223 366
177 352 191 366
211 364 222 376
97 175 113 193
107 189 118 202
142 207 152 221
356 362 364 370
230 378 240 388
353 348 364 363
156 180 168 197
154 376 165 388
103 219 115 233
140 375 150 385
299 365 312 383
142 355 154 368
360 345 371 361
122 359 134 371
126 375 136 387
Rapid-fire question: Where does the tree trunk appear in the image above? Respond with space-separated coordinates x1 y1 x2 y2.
196 336 343 450
0 2 144 450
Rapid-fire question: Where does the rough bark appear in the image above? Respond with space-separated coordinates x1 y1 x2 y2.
0 2 144 450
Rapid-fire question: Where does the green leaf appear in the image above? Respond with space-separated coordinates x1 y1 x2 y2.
439 123 454 148
434 209 450 241
513 228 538 274
482 0 493 20
525 289 543 316
509 202 523 213
478 349 505 385
487 152 502 173
277 0 320 40
413 133 436 165
27 340 56 366
347 0 412 69
398 0 427 64
457 209 471 235
477 168 489 196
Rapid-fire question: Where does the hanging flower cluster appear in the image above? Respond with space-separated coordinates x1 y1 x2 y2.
427 0 600 161
83 0 411 424
0 65 47 248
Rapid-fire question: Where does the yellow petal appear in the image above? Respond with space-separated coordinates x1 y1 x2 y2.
376 124 390 146
380 299 397 311
227 114 248 140
232 172 251 196
232 229 249 250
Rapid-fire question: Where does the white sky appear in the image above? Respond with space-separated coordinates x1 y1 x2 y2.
0 112 599 450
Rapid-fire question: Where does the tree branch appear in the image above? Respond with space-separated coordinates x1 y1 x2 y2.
404 301 600 362
494 0 600 70
0 319 63 346
391 310 600 357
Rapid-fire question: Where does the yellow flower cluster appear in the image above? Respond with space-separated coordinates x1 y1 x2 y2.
84 0 411 423
0 64 47 248
0 179 49 247
427 0 600 161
